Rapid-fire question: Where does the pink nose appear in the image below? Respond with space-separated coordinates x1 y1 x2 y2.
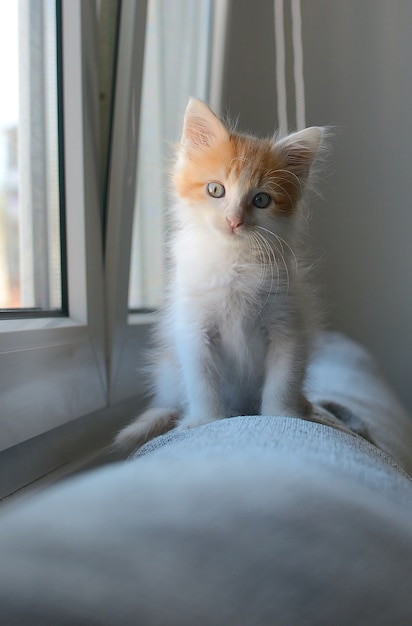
226 216 244 231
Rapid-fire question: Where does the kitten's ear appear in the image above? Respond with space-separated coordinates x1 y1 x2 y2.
276 127 323 179
181 98 229 150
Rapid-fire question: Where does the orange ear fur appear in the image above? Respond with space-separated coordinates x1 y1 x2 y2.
181 98 229 150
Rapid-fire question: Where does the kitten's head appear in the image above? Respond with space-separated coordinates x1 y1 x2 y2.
173 98 324 239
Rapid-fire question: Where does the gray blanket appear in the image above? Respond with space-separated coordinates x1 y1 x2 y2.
0 332 412 625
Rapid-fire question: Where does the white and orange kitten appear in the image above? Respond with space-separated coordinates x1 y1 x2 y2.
115 98 325 451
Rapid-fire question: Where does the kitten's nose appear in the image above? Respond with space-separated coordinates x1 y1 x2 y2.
226 216 244 231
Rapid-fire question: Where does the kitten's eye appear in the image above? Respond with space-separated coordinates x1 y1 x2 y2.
207 182 225 198
252 192 271 209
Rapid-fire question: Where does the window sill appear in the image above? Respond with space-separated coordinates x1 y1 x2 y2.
0 395 145 503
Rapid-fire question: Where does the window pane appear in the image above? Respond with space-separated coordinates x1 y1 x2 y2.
0 0 64 313
128 0 213 310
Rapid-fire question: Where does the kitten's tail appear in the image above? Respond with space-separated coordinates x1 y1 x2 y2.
113 407 178 453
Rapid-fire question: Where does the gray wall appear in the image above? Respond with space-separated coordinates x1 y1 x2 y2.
221 0 412 412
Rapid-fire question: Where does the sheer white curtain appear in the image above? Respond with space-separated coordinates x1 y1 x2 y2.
128 0 213 310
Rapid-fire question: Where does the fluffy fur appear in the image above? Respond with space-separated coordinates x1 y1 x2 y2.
115 98 325 451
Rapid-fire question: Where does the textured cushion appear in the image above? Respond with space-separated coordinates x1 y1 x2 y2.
307 332 412 474
0 332 411 625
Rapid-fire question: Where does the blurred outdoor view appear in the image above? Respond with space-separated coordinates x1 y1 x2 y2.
0 2 19 307
0 0 62 313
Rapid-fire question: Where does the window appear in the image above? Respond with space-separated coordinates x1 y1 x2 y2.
0 1 107 473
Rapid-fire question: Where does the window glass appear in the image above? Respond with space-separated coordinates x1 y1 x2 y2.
128 0 213 310
0 0 64 314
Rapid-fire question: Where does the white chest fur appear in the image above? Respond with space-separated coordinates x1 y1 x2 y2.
169 228 275 375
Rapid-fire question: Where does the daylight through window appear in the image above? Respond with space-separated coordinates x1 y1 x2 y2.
0 0 64 315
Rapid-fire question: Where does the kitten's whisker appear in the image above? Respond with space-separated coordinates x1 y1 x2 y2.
274 169 305 194
263 178 297 208
255 225 298 275
229 155 249 168
274 235 299 278
249 232 270 296
254 226 291 296
250 230 280 308
262 236 279 304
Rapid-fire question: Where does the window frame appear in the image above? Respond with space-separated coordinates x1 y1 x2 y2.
104 0 149 405
0 0 106 455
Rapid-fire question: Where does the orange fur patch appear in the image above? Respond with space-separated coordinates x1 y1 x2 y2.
174 132 302 215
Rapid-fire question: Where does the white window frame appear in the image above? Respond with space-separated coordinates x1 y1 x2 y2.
0 1 107 454
105 0 150 406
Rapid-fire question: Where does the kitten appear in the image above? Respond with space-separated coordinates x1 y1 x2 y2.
115 98 325 451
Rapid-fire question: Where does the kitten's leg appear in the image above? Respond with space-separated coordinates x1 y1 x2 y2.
260 334 311 417
174 319 226 429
